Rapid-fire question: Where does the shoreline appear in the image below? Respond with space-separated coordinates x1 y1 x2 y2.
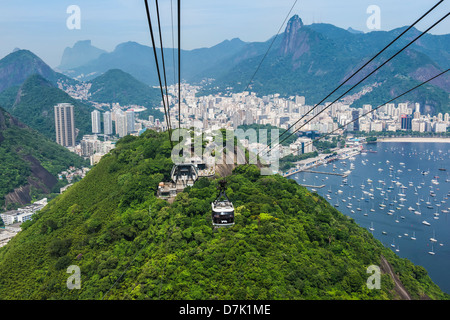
377 137 450 143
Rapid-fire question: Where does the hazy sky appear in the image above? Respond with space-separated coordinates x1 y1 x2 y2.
0 0 448 68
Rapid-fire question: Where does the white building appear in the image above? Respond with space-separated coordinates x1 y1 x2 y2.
0 199 46 226
91 110 101 134
0 210 19 225
115 111 127 137
434 122 447 133
289 137 313 156
104 111 113 135
370 121 383 132
126 110 135 133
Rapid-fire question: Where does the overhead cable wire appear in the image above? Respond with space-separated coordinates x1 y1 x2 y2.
242 0 298 93
170 0 177 86
155 0 173 132
269 0 444 150
177 0 181 131
272 11 449 150
301 68 449 156
144 0 173 146
248 9 449 165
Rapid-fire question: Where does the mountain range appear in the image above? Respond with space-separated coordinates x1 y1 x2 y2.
57 37 248 85
0 14 447 134
58 40 107 70
0 49 163 209
0 16 449 300
57 15 449 115
0 50 164 140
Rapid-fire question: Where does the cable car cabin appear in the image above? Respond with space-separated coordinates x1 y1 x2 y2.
170 163 199 187
157 163 199 202
211 179 234 227
211 199 235 227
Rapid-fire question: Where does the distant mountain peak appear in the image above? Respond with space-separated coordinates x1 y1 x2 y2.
0 49 57 93
280 14 312 57
347 27 364 34
285 14 304 35
73 40 93 48
229 37 244 43
58 40 106 70
115 41 146 51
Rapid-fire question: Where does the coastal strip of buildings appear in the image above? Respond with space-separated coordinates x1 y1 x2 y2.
0 198 47 247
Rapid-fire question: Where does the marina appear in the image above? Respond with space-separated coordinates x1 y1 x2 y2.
282 146 359 178
298 184 325 189
289 141 450 293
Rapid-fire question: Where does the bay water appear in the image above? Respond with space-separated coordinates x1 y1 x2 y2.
290 141 450 294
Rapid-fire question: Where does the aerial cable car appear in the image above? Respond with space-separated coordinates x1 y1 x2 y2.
157 163 198 200
211 179 235 227
171 163 199 187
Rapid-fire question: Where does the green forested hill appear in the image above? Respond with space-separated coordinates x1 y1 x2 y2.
199 17 449 115
2 74 93 141
0 49 58 93
87 69 163 121
0 107 88 210
0 130 447 300
88 69 160 107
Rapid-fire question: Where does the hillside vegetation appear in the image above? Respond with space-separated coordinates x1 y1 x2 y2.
0 107 88 210
2 74 93 140
0 130 447 300
87 69 163 121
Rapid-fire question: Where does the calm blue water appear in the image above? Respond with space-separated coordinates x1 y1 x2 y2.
290 142 450 294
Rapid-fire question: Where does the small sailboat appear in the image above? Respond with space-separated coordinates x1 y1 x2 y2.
430 230 437 243
411 232 416 240
428 244 435 255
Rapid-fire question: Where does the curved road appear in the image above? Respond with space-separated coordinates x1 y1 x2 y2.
380 255 412 300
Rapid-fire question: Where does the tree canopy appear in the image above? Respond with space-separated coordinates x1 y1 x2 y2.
0 130 447 300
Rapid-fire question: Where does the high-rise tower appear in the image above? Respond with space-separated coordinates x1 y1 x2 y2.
54 103 76 147
103 111 113 135
91 109 101 134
